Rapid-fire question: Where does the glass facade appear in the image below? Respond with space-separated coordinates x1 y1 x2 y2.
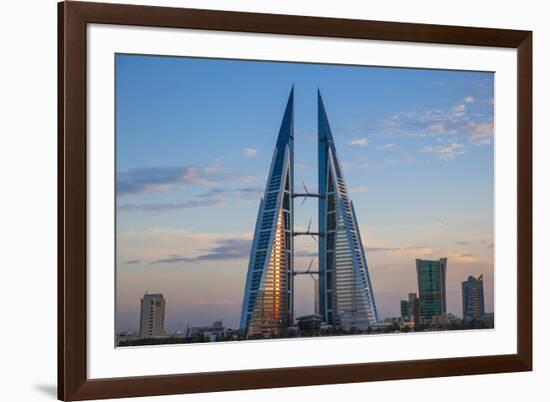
318 91 379 330
400 300 409 320
241 89 379 335
416 258 447 322
247 209 291 336
462 275 485 321
240 88 294 337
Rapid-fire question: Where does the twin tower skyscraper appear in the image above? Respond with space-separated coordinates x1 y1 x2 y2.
240 88 379 337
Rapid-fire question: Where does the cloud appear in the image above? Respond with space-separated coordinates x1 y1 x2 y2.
391 109 447 125
456 241 470 245
360 154 416 170
375 143 395 151
124 259 140 264
367 246 403 252
448 252 479 263
197 188 230 198
349 138 369 147
117 165 219 195
235 186 264 200
452 104 466 114
367 245 433 257
378 100 493 145
152 256 190 264
349 186 369 194
197 186 264 202
119 185 264 212
467 121 493 145
421 141 465 160
117 164 259 197
242 148 257 157
117 228 253 267
119 198 224 212
427 123 446 134
153 238 251 264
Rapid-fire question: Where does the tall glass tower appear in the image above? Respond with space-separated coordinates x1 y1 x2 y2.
240 88 294 337
462 274 485 321
416 258 447 323
317 90 379 330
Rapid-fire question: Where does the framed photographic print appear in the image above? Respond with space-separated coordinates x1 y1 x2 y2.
58 1 532 400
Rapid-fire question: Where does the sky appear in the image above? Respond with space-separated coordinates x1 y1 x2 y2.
115 54 494 333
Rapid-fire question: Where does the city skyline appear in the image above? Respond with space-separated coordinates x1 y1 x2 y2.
116 54 494 333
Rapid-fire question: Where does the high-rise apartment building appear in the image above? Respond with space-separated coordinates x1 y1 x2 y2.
416 258 447 323
139 293 166 338
462 275 485 321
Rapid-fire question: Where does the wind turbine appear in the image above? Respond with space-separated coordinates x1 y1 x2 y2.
293 181 324 206
293 218 322 240
293 258 321 278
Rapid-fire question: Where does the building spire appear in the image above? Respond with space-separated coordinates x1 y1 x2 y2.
317 89 334 145
277 86 294 145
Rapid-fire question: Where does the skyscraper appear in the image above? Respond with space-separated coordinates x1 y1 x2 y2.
139 293 166 338
400 293 419 322
240 88 294 337
416 258 447 323
240 89 379 336
462 275 485 321
400 300 409 320
408 292 418 319
317 91 379 330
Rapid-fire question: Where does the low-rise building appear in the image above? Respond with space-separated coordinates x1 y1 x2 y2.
296 314 323 332
186 320 227 341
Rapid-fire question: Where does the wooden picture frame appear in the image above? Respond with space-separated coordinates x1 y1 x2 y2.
58 1 532 400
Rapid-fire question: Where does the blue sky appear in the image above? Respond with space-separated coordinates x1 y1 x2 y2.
115 54 494 332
